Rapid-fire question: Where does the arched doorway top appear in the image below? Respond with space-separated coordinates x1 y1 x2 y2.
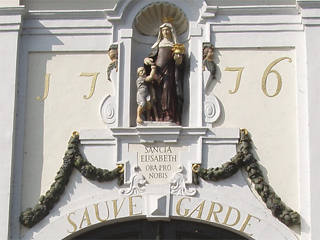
70 219 250 240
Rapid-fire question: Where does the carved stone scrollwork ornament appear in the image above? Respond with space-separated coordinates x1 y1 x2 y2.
204 95 220 124
100 96 116 124
100 44 119 126
202 43 220 124
120 169 147 196
170 166 197 196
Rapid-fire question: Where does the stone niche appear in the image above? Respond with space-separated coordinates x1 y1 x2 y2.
97 1 224 190
100 1 221 128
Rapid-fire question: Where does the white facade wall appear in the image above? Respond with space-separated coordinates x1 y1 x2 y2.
0 0 319 239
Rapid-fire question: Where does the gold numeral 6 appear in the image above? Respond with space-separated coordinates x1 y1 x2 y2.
261 57 292 97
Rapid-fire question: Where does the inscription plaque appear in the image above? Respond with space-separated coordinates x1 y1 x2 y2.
129 144 188 184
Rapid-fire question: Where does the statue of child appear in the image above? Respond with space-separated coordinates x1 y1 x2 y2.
136 64 157 124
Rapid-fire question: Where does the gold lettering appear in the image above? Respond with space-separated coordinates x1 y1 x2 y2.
129 196 142 216
176 197 190 217
112 198 126 218
94 202 109 222
67 212 77 233
187 200 205 219
79 207 92 229
80 72 100 99
222 206 241 226
239 214 261 236
37 74 50 101
261 57 292 97
225 67 244 94
206 201 223 223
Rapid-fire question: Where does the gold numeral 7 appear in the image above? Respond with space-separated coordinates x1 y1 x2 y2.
37 74 50 101
79 72 100 99
225 67 244 94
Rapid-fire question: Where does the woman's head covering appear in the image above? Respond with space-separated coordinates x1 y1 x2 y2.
151 22 179 50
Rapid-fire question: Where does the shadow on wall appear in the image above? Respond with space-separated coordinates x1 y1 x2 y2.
17 21 65 237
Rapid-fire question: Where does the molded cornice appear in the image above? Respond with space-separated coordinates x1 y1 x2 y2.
298 0 320 25
0 6 24 32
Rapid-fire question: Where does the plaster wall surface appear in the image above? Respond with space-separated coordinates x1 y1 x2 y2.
0 0 319 239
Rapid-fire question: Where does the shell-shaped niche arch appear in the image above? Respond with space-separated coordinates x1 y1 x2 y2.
135 2 188 36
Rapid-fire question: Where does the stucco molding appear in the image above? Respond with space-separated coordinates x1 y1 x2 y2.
0 6 24 32
297 0 320 25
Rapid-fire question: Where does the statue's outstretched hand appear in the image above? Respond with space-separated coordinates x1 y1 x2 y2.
144 57 153 65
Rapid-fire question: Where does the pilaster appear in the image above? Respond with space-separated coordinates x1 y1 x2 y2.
297 1 320 239
0 6 24 240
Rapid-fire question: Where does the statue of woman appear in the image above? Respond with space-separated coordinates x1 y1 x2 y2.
144 18 185 124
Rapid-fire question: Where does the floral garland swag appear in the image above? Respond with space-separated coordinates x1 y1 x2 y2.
19 132 124 228
19 129 300 228
193 129 300 226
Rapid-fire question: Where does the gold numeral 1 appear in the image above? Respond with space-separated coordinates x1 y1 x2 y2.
37 74 50 101
79 72 100 99
225 67 245 94
261 57 292 98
